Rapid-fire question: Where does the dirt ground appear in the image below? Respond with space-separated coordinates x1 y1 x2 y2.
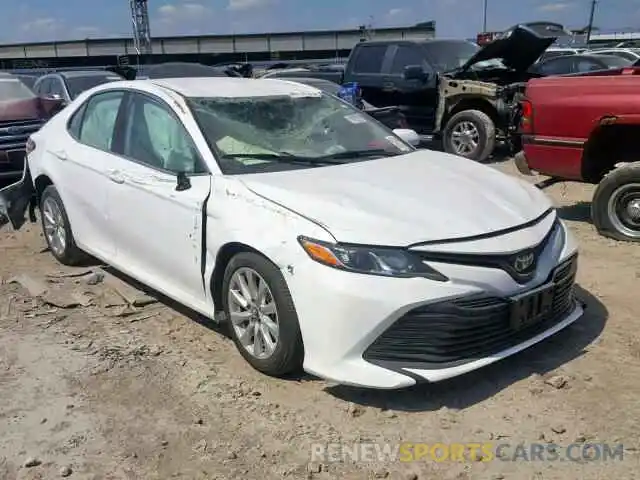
1 159 640 480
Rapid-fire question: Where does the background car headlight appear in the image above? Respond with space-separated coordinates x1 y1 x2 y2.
297 236 448 281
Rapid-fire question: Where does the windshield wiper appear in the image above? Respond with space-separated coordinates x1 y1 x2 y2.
315 149 399 160
220 153 345 165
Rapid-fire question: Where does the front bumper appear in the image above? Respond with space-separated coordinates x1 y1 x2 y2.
514 150 533 176
286 220 581 389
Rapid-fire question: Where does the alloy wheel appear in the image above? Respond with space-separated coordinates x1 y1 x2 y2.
42 197 67 257
227 267 279 359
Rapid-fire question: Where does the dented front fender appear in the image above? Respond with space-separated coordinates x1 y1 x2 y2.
0 161 37 231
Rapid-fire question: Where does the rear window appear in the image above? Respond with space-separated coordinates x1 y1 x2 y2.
65 75 122 99
0 76 35 102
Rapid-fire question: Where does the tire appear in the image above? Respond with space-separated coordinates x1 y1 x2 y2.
442 109 496 162
222 252 304 376
592 162 640 243
39 185 87 265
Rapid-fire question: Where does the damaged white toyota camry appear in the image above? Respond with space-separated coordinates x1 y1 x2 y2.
0 77 583 389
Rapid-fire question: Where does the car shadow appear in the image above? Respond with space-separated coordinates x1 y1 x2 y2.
98 265 231 339
324 285 607 411
557 201 592 224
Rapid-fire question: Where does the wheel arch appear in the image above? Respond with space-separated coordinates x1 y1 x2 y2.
209 241 270 314
34 173 53 204
443 96 499 131
582 124 639 183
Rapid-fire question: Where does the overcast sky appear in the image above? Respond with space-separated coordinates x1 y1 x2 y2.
0 0 637 44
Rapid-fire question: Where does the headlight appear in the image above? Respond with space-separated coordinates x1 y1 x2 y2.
297 236 448 281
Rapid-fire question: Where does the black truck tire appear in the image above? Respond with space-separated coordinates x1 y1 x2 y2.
592 162 640 243
442 109 496 162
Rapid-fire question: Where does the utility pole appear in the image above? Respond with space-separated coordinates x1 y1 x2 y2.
482 0 488 32
130 0 152 59
586 0 597 46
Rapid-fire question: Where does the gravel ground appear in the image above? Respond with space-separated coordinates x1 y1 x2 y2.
1 159 639 480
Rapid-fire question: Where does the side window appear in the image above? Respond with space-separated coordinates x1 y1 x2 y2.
123 94 204 174
576 59 602 72
50 78 65 97
352 45 388 74
78 91 124 151
539 58 571 75
390 46 426 74
67 102 87 139
36 78 51 96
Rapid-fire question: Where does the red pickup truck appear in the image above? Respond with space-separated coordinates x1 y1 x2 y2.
514 67 640 243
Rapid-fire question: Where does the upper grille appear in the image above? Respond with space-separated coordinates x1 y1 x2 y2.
0 119 42 173
0 119 43 151
363 254 578 370
411 212 560 284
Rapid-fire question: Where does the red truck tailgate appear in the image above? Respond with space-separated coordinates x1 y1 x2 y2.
522 69 640 180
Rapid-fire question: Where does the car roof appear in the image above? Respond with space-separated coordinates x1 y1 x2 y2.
59 70 122 79
143 77 323 98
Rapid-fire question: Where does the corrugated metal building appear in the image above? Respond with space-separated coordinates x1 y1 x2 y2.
0 23 436 69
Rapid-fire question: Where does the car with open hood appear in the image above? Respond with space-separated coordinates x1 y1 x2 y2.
0 77 582 389
262 24 554 162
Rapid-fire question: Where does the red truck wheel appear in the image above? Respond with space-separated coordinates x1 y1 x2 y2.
592 163 640 243
442 110 496 162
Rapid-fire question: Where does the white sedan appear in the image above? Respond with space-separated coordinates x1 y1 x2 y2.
0 77 583 389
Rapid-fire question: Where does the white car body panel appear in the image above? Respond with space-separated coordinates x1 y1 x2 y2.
20 78 583 389
240 150 552 245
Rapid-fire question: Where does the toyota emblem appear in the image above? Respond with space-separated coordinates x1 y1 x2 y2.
513 251 535 273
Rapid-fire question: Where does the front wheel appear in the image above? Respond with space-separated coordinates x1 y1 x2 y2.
442 109 496 162
222 252 304 376
592 163 640 242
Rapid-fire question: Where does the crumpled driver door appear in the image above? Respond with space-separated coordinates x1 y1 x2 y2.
0 161 36 230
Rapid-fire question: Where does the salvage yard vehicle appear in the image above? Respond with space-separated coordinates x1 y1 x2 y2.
33 70 124 105
515 66 640 243
0 72 65 182
0 77 582 389
530 54 633 76
262 24 553 162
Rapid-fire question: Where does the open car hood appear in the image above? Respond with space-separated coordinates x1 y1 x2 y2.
460 24 556 73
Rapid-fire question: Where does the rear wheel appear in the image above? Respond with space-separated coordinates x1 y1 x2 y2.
592 163 640 242
40 185 87 265
443 109 496 162
222 252 304 376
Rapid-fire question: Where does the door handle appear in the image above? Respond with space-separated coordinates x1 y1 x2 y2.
51 149 68 161
107 170 125 184
382 82 396 92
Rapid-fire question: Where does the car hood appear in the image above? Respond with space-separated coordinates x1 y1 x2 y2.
0 97 61 121
239 150 552 246
459 24 556 74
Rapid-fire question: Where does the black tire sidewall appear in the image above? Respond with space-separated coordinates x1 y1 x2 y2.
443 110 495 162
40 185 83 265
592 164 640 242
221 252 304 376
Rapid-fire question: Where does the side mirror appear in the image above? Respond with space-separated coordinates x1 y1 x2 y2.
48 93 63 101
175 171 192 191
403 65 429 82
393 128 421 147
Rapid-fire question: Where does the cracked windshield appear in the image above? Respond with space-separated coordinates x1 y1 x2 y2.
189 92 412 172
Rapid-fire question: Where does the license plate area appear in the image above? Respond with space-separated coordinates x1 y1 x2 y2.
509 283 555 330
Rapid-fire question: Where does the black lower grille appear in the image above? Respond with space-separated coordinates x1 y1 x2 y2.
0 149 26 173
363 254 578 369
